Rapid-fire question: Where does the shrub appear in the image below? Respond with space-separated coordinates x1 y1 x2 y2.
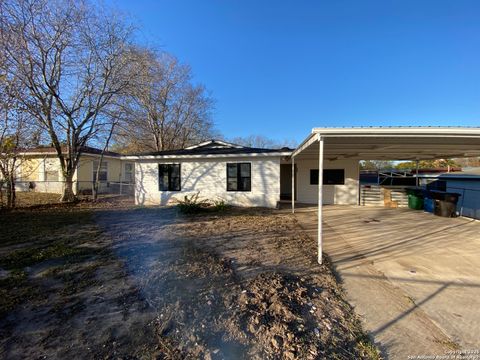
177 193 210 214
177 194 231 214
212 198 229 212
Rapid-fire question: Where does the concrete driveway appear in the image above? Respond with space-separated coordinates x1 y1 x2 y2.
294 205 480 359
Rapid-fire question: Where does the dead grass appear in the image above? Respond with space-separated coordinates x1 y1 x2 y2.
1 192 61 208
0 191 135 210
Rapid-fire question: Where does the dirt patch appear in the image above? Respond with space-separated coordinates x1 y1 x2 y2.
0 205 379 359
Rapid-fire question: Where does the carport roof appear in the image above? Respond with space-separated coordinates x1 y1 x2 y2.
292 127 480 160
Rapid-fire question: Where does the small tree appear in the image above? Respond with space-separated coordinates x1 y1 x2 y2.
2 0 135 201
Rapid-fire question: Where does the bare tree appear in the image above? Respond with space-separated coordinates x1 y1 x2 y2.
230 135 296 149
454 157 480 168
359 160 395 171
1 0 135 201
0 62 34 208
113 49 216 153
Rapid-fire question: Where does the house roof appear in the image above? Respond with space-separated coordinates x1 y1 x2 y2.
19 140 293 160
293 127 480 161
21 145 121 158
126 140 293 159
418 168 480 180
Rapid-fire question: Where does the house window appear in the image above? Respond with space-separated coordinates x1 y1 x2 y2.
44 159 59 181
310 169 345 185
158 164 181 191
45 170 58 181
227 163 251 191
124 163 134 183
93 160 108 181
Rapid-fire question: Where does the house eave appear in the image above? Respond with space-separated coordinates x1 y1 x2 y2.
122 151 292 160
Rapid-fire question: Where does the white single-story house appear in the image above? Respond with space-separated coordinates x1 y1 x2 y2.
126 138 362 207
124 140 293 208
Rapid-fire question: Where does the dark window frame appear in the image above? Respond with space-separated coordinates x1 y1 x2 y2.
226 162 251 192
310 169 345 185
93 160 108 182
158 163 181 191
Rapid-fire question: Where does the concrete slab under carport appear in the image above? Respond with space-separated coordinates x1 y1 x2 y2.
294 205 480 359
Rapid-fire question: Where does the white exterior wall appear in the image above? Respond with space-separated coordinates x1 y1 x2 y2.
446 180 480 220
17 157 65 194
135 157 281 208
295 159 359 205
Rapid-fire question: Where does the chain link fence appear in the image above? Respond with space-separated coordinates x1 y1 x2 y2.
14 180 135 196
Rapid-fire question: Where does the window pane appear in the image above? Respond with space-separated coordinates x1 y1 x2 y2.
159 165 169 191
227 179 238 191
45 170 58 181
324 169 345 185
240 177 251 191
171 164 180 177
170 176 180 191
310 169 319 185
240 163 251 177
310 169 345 185
227 164 237 178
169 164 181 191
93 161 108 181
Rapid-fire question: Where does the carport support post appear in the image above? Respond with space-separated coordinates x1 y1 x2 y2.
291 156 295 213
317 135 324 264
415 160 419 187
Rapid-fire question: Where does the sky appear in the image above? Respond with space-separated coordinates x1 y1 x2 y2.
107 0 480 144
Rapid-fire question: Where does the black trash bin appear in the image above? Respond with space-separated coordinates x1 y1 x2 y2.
430 191 461 217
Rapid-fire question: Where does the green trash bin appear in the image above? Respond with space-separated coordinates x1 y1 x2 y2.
406 188 424 210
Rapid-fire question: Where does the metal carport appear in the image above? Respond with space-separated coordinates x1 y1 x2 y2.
290 127 480 264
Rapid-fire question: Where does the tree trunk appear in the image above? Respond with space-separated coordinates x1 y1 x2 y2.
5 173 16 208
92 180 98 201
61 174 76 202
9 175 16 208
0 181 4 209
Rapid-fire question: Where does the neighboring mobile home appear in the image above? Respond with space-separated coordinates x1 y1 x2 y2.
16 146 135 195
